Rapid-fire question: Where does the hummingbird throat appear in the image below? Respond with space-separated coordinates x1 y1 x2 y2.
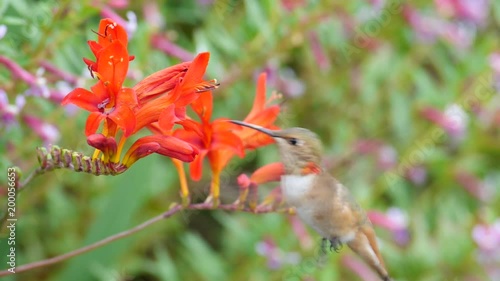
300 162 321 175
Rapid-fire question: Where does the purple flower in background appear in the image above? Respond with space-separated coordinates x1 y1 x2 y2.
377 145 398 171
435 0 489 26
40 60 79 86
455 170 490 202
308 31 330 72
368 208 410 246
342 255 380 281
23 115 60 145
255 237 300 269
354 140 397 171
289 216 314 249
107 0 129 9
281 0 306 12
472 220 500 280
421 104 468 141
0 90 25 128
473 220 500 252
143 2 164 29
262 63 305 98
406 165 428 186
151 34 194 62
489 52 500 91
404 3 478 49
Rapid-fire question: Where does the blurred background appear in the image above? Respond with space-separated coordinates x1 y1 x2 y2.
1 0 499 280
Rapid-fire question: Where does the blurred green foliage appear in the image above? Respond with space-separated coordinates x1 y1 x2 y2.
1 0 499 280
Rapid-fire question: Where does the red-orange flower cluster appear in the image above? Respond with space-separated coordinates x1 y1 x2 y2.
172 73 281 204
62 19 217 173
62 19 281 206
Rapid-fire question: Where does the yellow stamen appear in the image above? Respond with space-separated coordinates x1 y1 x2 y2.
210 170 221 208
173 159 190 207
113 136 127 163
92 149 101 160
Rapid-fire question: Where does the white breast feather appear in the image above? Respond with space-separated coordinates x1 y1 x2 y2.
281 174 315 203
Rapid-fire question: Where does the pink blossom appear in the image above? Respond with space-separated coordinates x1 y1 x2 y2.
368 208 410 245
151 34 194 62
308 31 330 71
342 255 380 281
472 220 500 252
23 115 60 145
455 171 490 201
255 237 300 269
406 166 428 186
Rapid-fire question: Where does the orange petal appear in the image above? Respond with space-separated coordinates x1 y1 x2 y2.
177 119 205 140
108 104 136 137
61 88 100 111
191 92 213 122
122 135 199 167
116 87 138 109
158 104 178 132
244 105 280 126
134 62 189 103
245 73 267 121
133 95 172 132
97 41 129 93
85 112 105 136
173 129 203 148
189 150 207 181
211 131 244 158
181 52 210 91
250 162 284 184
97 19 129 47
87 40 103 58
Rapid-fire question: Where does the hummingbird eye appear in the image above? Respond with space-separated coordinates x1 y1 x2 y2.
288 138 298 146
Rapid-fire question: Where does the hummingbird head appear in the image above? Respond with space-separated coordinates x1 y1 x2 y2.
230 120 323 175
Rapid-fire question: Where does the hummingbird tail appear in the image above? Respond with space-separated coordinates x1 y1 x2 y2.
347 226 390 281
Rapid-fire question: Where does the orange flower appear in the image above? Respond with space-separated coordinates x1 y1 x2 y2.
133 52 218 134
174 92 244 182
174 72 280 205
62 41 137 137
62 19 218 174
83 19 135 77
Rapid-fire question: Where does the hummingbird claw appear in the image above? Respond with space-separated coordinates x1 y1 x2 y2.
329 237 343 253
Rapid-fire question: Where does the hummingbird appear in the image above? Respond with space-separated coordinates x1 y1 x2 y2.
230 120 391 281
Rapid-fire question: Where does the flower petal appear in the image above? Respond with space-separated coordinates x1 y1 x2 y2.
97 41 129 93
189 150 207 181
134 62 189 103
108 104 136 137
250 162 284 184
191 91 213 122
116 87 138 108
97 19 129 47
122 135 199 167
87 133 118 160
177 119 205 140
245 73 267 121
61 88 100 111
158 104 178 132
181 52 210 90
85 112 105 136
211 131 244 157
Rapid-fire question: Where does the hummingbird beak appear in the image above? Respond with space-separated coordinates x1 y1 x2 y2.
229 120 278 137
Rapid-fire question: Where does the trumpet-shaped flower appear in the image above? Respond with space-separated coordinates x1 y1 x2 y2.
174 72 280 204
61 18 218 175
